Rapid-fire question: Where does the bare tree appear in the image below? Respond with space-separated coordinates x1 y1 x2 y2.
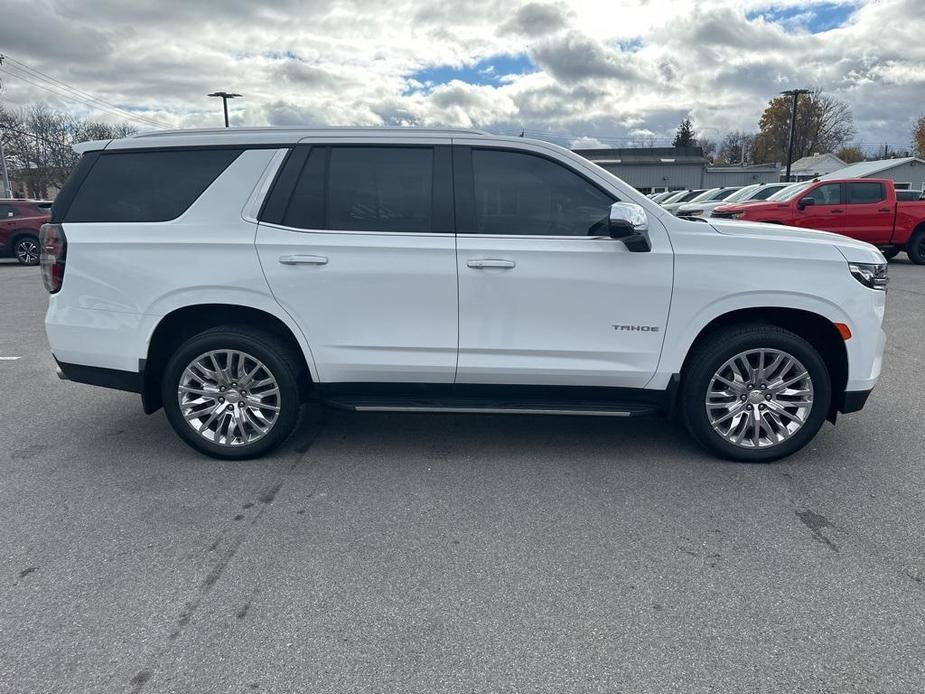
0 104 137 198
715 131 756 165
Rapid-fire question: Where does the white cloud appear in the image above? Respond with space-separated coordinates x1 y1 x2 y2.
0 0 921 149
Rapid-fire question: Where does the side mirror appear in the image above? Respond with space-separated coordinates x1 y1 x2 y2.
608 202 651 252
798 197 816 210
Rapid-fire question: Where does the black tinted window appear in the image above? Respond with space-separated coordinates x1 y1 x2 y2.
0 204 17 218
470 150 613 236
847 182 885 204
326 147 432 232
64 149 242 222
282 148 326 230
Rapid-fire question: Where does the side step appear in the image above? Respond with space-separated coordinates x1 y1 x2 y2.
324 398 659 418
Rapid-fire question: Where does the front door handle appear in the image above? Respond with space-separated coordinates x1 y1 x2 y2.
830 209 844 214
467 259 516 269
878 208 891 213
279 254 328 265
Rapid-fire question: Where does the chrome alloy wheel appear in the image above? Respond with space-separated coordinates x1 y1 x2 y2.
705 348 814 449
178 350 281 447
15 238 39 265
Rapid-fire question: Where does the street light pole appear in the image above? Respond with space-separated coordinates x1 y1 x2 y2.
207 92 242 128
781 88 811 182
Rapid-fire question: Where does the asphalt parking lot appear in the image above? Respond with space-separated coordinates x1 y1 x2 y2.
1 257 924 693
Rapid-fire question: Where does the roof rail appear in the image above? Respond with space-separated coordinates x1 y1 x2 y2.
130 125 490 139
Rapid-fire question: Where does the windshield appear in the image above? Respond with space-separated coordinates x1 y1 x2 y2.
723 184 760 203
689 188 722 203
661 190 689 204
767 182 813 201
749 184 787 201
674 189 705 203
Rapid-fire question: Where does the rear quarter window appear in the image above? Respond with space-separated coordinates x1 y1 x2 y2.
63 148 242 223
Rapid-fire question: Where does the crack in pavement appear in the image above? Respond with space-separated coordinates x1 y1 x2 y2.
128 411 325 692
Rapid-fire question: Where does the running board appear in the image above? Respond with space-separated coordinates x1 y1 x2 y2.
324 398 659 418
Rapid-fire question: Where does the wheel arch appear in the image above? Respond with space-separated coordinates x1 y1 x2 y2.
142 304 315 414
679 307 848 421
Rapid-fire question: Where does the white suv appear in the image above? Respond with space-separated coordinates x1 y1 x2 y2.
40 127 887 462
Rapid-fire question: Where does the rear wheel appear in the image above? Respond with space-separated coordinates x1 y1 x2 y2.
162 327 302 459
13 235 40 266
907 228 925 265
681 324 831 463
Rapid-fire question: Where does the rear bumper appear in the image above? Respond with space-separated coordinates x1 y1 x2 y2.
839 388 872 414
55 358 143 394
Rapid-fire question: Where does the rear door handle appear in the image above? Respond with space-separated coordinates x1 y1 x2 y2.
466 259 516 269
279 254 328 265
830 209 844 214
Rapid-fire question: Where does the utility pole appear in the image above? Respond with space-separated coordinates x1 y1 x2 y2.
0 56 11 197
207 92 242 128
0 135 11 198
781 88 811 181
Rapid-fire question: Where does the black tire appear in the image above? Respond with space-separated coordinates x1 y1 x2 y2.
881 246 900 261
907 228 925 265
12 234 40 266
162 326 302 460
681 324 832 463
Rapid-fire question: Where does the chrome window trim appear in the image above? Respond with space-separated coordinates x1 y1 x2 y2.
258 221 454 238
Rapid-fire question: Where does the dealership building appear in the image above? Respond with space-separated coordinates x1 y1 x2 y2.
572 146 780 194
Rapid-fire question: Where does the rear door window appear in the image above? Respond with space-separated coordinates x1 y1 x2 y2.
63 148 242 222
846 182 885 204
326 147 433 232
0 204 18 218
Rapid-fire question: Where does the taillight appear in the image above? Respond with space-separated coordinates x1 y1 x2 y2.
39 223 67 294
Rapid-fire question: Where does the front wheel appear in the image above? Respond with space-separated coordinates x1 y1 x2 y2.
162 327 302 459
13 235 40 266
681 324 831 463
907 228 925 265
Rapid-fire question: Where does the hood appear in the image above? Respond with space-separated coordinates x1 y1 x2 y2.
708 219 885 264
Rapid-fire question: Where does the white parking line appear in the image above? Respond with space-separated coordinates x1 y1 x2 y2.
0 356 22 361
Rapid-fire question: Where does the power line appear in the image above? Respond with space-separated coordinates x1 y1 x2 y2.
0 65 166 129
2 55 169 128
0 66 162 128
0 57 168 128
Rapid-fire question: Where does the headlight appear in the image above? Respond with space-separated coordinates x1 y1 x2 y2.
848 262 888 290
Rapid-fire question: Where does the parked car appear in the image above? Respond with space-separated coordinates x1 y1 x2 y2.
713 178 925 263
658 189 705 212
676 182 791 218
42 127 886 463
0 199 51 265
648 190 676 203
664 187 743 215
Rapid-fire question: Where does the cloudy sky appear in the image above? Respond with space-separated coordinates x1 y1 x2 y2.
1 0 922 150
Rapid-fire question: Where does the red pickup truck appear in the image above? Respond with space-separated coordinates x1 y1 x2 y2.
713 179 925 263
